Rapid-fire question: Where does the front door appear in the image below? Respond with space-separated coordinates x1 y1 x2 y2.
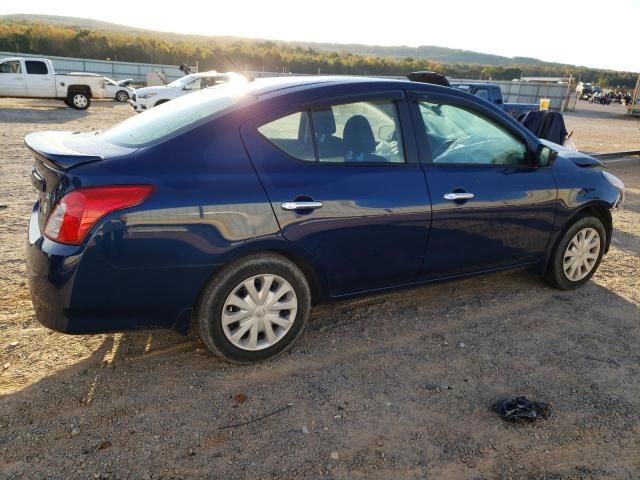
0 60 26 97
243 94 431 296
411 94 557 278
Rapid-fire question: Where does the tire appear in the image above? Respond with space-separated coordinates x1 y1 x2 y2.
115 90 129 102
154 99 170 107
196 253 311 363
67 91 90 110
544 216 606 290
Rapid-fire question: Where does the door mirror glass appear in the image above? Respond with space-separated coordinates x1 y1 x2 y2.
378 124 395 142
536 145 557 167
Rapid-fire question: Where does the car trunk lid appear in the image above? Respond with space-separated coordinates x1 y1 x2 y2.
25 131 137 231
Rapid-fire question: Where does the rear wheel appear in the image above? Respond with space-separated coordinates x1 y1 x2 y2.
545 216 606 290
67 91 90 110
196 253 311 363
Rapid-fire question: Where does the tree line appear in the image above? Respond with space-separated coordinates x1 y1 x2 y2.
0 21 637 89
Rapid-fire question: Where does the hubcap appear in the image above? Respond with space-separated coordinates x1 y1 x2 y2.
73 95 87 107
221 274 297 351
563 227 600 281
117 92 128 101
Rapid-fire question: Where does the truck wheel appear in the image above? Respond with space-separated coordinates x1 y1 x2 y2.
115 90 129 102
68 91 90 110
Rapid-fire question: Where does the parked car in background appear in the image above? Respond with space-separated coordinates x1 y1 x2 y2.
115 78 134 88
68 73 135 102
130 71 241 112
0 57 106 109
577 82 594 99
104 77 135 102
450 83 539 118
25 76 624 363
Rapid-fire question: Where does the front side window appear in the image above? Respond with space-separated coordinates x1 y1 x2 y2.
418 100 528 166
25 61 48 75
474 88 489 101
0 61 21 74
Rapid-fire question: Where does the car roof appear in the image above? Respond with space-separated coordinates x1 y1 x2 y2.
244 75 427 97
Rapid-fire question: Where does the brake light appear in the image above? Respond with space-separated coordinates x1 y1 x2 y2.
44 185 153 245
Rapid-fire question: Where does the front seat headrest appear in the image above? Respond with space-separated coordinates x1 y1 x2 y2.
343 115 376 161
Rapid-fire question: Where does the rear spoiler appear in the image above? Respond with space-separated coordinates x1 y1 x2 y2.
407 71 451 87
25 131 103 170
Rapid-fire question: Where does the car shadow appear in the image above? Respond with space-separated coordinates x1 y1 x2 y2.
0 107 90 124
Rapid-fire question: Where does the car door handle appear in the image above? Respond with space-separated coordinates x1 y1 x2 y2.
281 201 323 211
444 192 474 201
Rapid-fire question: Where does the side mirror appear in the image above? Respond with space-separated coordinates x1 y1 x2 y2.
183 85 192 91
378 125 395 142
535 145 558 167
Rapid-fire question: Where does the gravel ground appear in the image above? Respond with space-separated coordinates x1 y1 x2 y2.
0 98 639 480
564 101 640 154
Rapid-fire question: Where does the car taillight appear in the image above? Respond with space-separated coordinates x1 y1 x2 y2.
44 185 154 245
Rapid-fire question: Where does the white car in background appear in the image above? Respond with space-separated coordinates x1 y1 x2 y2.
104 77 135 102
130 71 242 112
68 73 135 102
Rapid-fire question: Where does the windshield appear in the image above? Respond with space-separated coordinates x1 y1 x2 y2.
99 80 251 147
166 75 195 88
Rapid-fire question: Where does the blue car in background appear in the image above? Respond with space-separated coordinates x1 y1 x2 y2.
25 76 625 363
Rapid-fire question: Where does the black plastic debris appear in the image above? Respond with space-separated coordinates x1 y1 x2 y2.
492 396 549 421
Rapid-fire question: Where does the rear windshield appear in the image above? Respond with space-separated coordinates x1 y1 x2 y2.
99 81 251 147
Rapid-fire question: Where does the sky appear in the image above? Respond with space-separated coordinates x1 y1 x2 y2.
1 0 639 72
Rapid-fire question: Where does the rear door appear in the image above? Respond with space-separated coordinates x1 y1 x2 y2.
24 60 54 97
410 92 557 279
0 59 26 96
242 92 432 296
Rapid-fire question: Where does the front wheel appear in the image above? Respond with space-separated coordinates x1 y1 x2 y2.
545 216 606 290
115 90 129 102
196 254 311 363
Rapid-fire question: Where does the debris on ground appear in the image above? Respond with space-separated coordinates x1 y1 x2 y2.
232 392 247 404
492 397 549 421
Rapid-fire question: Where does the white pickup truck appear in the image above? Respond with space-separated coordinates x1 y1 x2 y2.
0 57 107 110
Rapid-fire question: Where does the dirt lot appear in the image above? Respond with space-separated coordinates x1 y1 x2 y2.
564 101 640 154
1 98 639 480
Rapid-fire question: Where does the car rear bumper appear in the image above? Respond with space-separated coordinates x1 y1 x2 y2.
26 205 80 333
26 203 201 334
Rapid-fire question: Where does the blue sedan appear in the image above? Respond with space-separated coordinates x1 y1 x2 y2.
25 76 625 362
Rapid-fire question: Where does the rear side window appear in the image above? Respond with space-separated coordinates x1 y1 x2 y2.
258 112 314 161
0 61 21 74
313 100 405 163
258 99 405 164
25 61 48 75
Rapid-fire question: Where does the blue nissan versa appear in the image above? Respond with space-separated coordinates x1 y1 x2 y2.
26 76 625 362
